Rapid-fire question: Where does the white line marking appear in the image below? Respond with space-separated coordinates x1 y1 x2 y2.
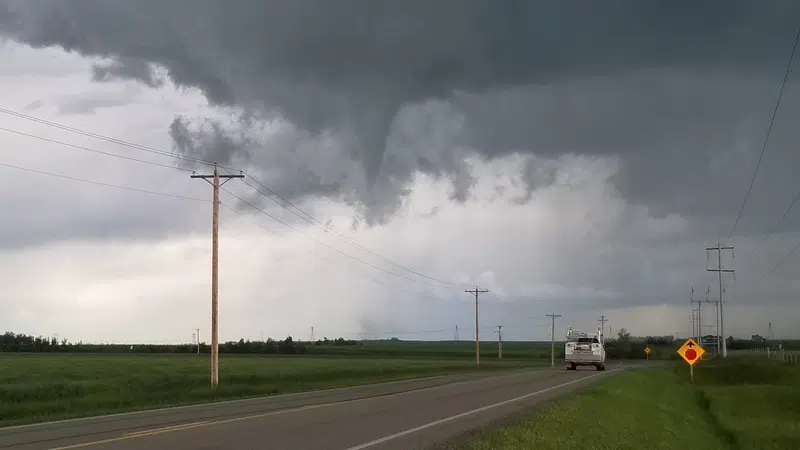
0 368 541 431
121 421 209 437
41 369 555 449
0 373 458 431
343 368 620 450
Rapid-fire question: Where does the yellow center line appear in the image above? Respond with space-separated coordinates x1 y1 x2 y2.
46 370 547 450
47 403 332 450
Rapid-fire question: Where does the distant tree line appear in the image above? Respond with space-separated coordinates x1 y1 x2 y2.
0 332 359 355
4 330 791 357
603 329 678 359
314 337 360 346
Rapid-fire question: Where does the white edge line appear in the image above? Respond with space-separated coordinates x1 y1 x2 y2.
32 368 552 446
342 368 621 450
0 367 540 431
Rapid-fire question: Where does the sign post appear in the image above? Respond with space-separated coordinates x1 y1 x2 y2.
644 346 651 360
676 338 705 383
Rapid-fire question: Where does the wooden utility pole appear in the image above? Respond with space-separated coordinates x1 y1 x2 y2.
496 325 503 361
547 313 562 367
465 286 488 366
196 328 200 355
191 165 244 387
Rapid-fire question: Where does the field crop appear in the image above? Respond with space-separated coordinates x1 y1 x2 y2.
305 340 554 359
0 353 537 425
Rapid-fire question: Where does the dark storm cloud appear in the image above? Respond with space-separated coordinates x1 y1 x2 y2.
2 0 800 229
91 57 163 88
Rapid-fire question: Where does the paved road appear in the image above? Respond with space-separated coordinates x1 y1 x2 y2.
0 365 629 450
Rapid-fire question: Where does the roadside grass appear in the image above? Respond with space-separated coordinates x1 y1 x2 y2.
0 354 536 426
693 358 800 449
451 367 725 450
451 358 799 450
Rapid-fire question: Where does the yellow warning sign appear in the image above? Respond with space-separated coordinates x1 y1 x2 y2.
676 338 705 366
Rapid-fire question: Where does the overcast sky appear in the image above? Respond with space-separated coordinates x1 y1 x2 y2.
1 1 799 344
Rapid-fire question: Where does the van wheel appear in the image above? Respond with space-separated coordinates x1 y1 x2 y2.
596 364 606 371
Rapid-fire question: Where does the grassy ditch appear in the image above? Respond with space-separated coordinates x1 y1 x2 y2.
450 358 799 450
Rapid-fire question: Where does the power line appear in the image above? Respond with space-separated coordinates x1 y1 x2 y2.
746 187 800 257
1 107 470 290
0 161 506 335
220 196 484 303
0 126 193 172
0 161 208 202
0 108 220 168
728 24 800 239
768 239 800 274
241 177 470 288
222 187 457 289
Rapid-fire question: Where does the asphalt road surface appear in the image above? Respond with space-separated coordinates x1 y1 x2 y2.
0 364 630 450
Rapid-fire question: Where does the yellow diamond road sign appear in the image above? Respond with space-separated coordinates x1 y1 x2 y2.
644 347 651 355
676 338 705 366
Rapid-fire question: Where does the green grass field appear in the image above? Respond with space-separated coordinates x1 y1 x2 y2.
0 353 538 426
305 340 554 359
450 358 800 450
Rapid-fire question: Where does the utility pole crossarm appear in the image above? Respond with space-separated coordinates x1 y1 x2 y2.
191 171 245 183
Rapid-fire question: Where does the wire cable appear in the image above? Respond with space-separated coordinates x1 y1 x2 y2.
1 108 471 289
0 126 193 172
746 187 800 257
222 187 456 289
768 239 800 275
240 178 472 288
221 198 465 300
0 162 209 202
0 107 223 168
728 24 800 239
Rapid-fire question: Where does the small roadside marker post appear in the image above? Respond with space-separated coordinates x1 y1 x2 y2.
677 338 705 383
